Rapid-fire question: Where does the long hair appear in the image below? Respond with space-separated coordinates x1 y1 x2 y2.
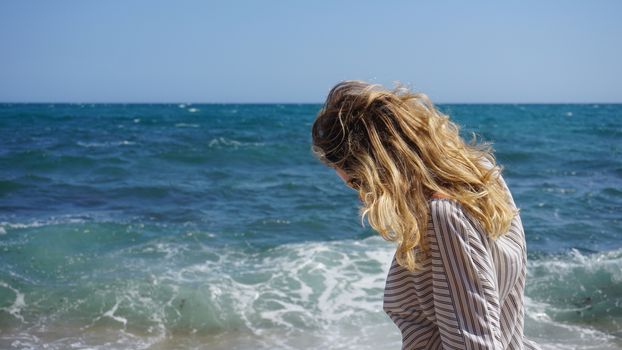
311 80 518 272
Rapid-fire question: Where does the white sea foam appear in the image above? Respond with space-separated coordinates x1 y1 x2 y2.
0 216 90 231
174 123 200 128
207 137 264 149
76 140 136 148
523 247 622 349
0 213 130 240
160 238 622 349
529 247 622 283
96 298 129 327
524 296 619 349
2 237 620 349
47 236 397 349
0 281 26 322
151 239 620 349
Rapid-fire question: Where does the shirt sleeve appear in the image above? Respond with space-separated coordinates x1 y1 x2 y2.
428 200 503 349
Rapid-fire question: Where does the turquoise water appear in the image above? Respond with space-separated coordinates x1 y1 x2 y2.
0 103 621 349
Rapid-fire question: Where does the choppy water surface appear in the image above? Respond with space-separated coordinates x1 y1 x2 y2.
0 103 621 349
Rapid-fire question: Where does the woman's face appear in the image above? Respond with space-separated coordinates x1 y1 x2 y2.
334 167 362 192
335 167 351 185
334 167 365 202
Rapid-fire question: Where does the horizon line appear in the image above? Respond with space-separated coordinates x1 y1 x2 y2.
1 101 621 105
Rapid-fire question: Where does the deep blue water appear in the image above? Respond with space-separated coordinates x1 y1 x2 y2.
0 103 621 349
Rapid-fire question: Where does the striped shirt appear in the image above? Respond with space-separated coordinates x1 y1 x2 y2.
383 174 542 350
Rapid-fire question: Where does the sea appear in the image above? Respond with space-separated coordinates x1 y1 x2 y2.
0 103 620 350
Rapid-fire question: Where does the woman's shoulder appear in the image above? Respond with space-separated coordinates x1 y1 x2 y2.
429 197 462 216
427 198 486 239
428 198 464 228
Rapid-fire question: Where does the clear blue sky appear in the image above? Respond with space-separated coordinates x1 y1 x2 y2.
0 1 620 103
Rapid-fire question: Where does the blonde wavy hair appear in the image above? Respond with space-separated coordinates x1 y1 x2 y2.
311 80 518 272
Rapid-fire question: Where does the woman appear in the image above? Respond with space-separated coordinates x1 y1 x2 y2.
311 81 542 350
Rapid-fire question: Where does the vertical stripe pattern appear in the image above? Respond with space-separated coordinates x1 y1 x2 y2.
383 174 542 350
